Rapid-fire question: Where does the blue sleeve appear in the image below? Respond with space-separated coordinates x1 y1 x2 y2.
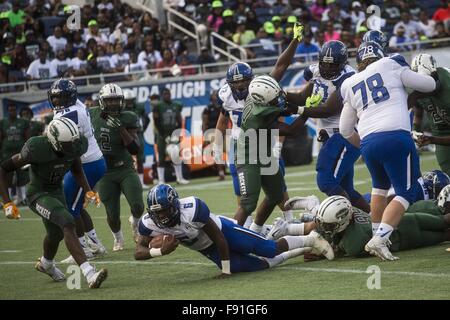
390 54 410 67
333 71 355 89
217 93 224 107
138 219 153 237
192 198 211 224
62 111 79 124
303 66 313 82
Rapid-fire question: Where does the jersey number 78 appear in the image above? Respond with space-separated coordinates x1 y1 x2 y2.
351 73 390 110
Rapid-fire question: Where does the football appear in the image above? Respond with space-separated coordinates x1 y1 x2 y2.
149 234 174 248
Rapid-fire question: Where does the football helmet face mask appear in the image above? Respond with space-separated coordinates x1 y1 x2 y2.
422 170 450 200
411 53 438 76
48 78 78 111
146 184 181 229
99 83 124 116
315 196 352 240
319 40 348 80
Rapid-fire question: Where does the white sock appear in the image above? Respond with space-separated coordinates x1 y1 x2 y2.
112 230 123 242
263 253 287 268
375 222 394 239
283 235 306 250
250 222 263 234
287 223 305 236
174 164 183 180
157 167 165 183
243 216 253 229
78 236 88 248
282 210 294 222
372 222 380 236
86 229 100 244
80 261 95 280
40 256 53 269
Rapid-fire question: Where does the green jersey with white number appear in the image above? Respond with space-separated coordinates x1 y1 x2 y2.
414 67 450 136
153 101 182 137
90 107 139 171
20 135 88 202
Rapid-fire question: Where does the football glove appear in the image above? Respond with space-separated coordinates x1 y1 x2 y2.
4 202 20 220
84 191 101 208
106 115 122 128
306 94 323 108
293 22 304 42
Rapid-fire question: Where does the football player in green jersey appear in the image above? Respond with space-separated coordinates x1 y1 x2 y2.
123 90 150 186
0 103 30 206
0 118 107 288
90 83 144 251
19 106 45 137
233 23 308 231
410 53 450 175
153 88 189 185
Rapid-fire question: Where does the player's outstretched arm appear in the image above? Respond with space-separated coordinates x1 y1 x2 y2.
286 82 314 109
202 218 231 277
270 23 303 82
418 134 450 147
401 69 436 93
301 91 343 118
135 235 152 260
277 115 308 136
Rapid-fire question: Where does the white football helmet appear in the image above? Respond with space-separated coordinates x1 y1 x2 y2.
99 83 124 115
46 118 80 155
437 185 450 214
316 196 352 239
248 75 283 105
411 53 437 76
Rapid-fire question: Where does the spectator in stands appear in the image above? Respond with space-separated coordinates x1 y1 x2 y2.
86 53 104 84
197 46 217 72
40 41 54 60
432 22 450 42
24 29 39 60
245 9 261 33
46 26 67 56
218 9 236 39
85 20 108 46
96 45 114 73
419 11 437 38
138 40 162 70
111 42 130 72
0 0 12 13
233 19 256 46
71 31 85 52
433 0 450 22
311 0 327 22
8 44 29 82
324 21 340 42
389 25 413 52
340 30 355 49
109 22 128 46
285 15 298 38
127 21 145 53
247 27 277 67
382 0 402 32
26 49 55 80
313 30 326 48
321 0 349 23
125 51 148 81
50 49 72 78
98 0 114 12
207 0 224 33
295 32 320 63
393 12 422 40
178 54 197 76
350 1 365 29
70 48 88 76
1 0 27 28
272 16 284 40
157 49 177 78
234 1 247 23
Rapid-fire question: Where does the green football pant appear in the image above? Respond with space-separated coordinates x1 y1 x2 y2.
97 167 144 224
391 212 449 251
237 164 285 216
29 191 75 243
156 135 167 165
435 144 450 176
137 133 145 164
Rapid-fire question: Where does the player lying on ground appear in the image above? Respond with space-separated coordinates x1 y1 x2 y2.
0 118 107 288
271 188 450 259
134 184 334 277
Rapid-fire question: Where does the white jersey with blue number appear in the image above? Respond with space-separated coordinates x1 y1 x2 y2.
339 56 411 140
218 84 245 141
138 196 222 251
53 99 103 163
303 64 355 137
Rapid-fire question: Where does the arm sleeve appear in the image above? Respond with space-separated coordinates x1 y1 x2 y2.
400 68 436 93
138 219 153 237
339 102 358 139
192 198 211 225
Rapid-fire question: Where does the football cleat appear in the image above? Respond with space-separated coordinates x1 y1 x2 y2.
308 230 335 260
284 195 320 214
35 258 66 282
365 236 399 261
88 268 108 289
266 218 288 240
87 237 107 256
113 238 124 251
176 178 190 185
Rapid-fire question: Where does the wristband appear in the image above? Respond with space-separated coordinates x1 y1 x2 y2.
297 106 305 115
221 260 231 274
149 247 162 257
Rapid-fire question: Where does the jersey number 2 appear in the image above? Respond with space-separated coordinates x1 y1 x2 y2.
100 133 111 152
352 73 390 110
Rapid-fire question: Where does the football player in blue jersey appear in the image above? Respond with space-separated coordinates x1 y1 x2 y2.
135 184 334 277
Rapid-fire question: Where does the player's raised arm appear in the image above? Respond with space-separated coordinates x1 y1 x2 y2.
269 23 303 82
202 217 231 277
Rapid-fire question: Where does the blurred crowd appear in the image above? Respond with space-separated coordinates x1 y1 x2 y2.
1 0 450 88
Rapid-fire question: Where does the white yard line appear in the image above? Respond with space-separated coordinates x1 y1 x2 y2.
0 250 21 253
1 260 449 278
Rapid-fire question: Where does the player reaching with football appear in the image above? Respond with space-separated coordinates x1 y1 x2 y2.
0 118 107 288
90 83 144 250
134 184 334 277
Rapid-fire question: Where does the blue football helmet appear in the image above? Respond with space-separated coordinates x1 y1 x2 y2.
356 41 385 65
422 170 450 200
226 62 254 100
146 184 181 229
48 78 78 110
362 30 388 51
318 40 348 80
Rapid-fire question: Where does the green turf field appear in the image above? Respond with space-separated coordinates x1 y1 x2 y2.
1 153 449 299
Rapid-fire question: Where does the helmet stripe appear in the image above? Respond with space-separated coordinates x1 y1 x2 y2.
59 118 77 136
254 78 280 91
